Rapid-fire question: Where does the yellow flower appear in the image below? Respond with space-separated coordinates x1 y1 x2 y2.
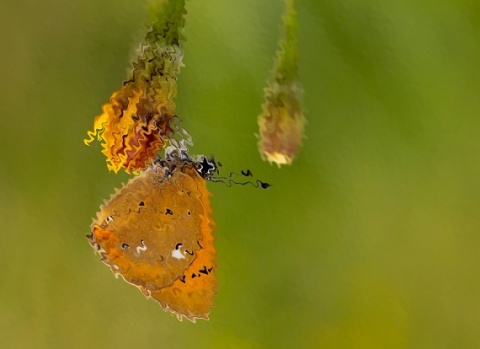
258 81 305 166
85 82 175 173
257 0 305 167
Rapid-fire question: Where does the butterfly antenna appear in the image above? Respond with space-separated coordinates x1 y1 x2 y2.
208 167 271 189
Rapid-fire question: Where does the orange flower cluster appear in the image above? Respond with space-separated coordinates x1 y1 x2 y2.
85 6 184 173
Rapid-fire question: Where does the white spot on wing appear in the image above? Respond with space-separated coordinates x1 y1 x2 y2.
136 240 147 255
172 249 185 259
105 215 114 225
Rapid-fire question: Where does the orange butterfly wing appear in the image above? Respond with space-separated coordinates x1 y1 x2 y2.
149 167 216 320
88 164 216 320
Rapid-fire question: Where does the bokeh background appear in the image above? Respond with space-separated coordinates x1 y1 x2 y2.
2 0 480 348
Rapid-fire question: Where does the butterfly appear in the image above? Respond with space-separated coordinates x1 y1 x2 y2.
87 159 216 321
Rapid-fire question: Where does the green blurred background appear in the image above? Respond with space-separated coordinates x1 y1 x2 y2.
2 0 480 348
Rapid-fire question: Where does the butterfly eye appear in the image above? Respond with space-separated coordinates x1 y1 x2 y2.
121 243 129 250
105 216 114 225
